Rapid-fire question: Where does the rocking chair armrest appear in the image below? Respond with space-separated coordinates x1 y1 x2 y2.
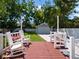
2 46 11 54
3 46 10 51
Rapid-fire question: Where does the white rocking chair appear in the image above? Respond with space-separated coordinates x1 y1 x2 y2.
2 31 25 59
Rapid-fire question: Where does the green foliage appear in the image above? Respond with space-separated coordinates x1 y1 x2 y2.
34 9 44 25
54 0 78 28
0 0 79 29
54 0 77 15
74 18 79 28
21 0 36 28
0 0 21 28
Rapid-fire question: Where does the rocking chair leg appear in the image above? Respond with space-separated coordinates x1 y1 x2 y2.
23 55 25 59
10 58 14 59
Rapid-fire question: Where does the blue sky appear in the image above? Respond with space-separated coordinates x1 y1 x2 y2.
69 3 79 19
33 0 54 6
20 0 54 6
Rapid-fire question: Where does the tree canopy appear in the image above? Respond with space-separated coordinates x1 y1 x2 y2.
0 0 79 30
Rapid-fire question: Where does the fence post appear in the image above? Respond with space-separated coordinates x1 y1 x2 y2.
57 16 59 32
4 34 7 48
0 33 3 55
70 37 75 59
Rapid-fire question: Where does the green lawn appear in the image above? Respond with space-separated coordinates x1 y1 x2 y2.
24 32 45 42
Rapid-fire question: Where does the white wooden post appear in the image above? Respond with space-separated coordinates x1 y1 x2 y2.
21 15 24 30
57 16 59 32
0 33 3 55
21 21 22 30
54 32 56 48
4 34 6 48
70 37 75 59
50 31 52 42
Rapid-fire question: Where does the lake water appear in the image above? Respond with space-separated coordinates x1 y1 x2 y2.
58 28 79 39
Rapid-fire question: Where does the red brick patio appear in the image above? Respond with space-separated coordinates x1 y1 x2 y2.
16 42 69 59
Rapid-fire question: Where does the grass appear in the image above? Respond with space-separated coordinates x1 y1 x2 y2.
24 32 45 42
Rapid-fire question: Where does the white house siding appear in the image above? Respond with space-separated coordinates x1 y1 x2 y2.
36 23 50 34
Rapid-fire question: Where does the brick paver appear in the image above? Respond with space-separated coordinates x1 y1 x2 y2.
15 42 69 59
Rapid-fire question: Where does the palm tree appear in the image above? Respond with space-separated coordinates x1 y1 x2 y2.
54 0 78 28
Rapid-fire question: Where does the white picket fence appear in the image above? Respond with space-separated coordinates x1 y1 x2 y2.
66 36 79 59
52 28 79 59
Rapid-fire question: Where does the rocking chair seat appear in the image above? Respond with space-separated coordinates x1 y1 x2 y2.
11 44 22 50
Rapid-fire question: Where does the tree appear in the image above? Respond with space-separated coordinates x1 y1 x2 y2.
39 0 57 27
34 9 44 25
54 0 78 28
74 18 79 28
0 0 26 29
21 0 36 28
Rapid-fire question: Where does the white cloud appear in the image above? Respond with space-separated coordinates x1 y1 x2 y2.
69 5 79 19
68 15 74 19
37 5 41 10
74 13 79 17
74 5 79 12
76 2 79 5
